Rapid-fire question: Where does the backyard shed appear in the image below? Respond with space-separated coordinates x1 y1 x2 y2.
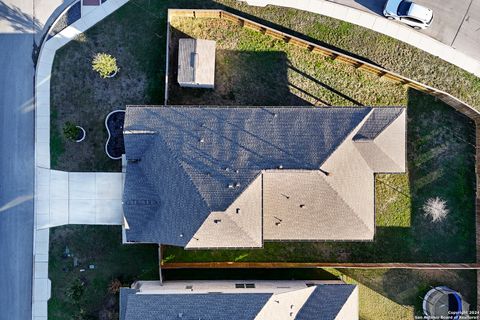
177 38 216 88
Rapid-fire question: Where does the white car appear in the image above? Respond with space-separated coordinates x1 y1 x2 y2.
383 0 433 29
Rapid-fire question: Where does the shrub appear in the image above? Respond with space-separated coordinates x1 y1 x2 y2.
66 278 85 301
92 53 119 78
63 121 80 141
108 279 122 294
423 197 449 222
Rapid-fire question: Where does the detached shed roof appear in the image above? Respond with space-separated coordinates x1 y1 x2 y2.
177 38 216 88
123 106 406 247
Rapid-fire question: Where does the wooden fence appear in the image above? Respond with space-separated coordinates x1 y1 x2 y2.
161 261 480 270
166 9 480 305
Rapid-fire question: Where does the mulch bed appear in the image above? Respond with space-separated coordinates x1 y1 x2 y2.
105 111 125 159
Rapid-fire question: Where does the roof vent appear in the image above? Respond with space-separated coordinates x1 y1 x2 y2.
300 204 306 209
214 219 221 224
228 184 234 189
278 164 283 169
274 216 282 226
235 169 239 173
236 208 240 214
199 138 205 143
225 167 230 172
235 182 240 188
179 233 184 238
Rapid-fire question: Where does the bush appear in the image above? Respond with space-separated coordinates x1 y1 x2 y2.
92 53 119 78
63 121 80 141
108 279 122 294
66 278 85 301
423 197 449 222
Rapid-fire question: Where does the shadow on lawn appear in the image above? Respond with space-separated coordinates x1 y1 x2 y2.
168 27 309 106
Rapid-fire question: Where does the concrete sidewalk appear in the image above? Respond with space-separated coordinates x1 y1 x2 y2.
33 0 129 319
242 0 480 77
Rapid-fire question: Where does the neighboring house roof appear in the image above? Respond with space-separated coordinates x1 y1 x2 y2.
177 38 216 88
119 284 357 320
123 106 405 247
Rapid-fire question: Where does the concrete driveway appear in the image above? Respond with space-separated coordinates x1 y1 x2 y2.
0 0 73 319
332 0 480 60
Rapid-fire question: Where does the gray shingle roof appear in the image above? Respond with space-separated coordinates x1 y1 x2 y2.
296 285 356 320
120 284 356 320
353 107 403 141
122 291 271 320
123 106 401 246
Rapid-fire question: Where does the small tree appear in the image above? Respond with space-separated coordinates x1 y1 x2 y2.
423 197 449 222
63 121 80 141
92 53 119 78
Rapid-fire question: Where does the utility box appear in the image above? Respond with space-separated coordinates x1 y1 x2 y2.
177 38 216 89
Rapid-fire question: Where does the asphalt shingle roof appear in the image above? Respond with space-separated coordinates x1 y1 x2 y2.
296 285 356 320
122 292 271 320
120 284 356 320
123 106 402 246
353 107 403 141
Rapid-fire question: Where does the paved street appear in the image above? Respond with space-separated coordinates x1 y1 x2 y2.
0 1 68 319
332 0 480 60
0 1 35 316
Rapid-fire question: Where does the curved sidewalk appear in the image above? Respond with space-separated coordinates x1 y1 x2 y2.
243 0 480 77
33 1 128 319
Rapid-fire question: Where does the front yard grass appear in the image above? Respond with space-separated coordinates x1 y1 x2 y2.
48 225 158 320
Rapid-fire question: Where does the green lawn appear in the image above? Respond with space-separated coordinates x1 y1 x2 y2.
48 226 158 320
168 17 406 106
327 268 476 318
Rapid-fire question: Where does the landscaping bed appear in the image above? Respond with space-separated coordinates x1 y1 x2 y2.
48 225 159 320
105 110 125 159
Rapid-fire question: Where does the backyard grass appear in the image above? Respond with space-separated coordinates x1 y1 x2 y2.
168 17 407 106
48 225 158 320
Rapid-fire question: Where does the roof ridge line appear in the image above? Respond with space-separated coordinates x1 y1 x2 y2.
151 133 211 211
220 173 263 245
320 108 372 167
318 170 374 234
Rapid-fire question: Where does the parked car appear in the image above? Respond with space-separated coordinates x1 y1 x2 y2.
383 0 433 29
